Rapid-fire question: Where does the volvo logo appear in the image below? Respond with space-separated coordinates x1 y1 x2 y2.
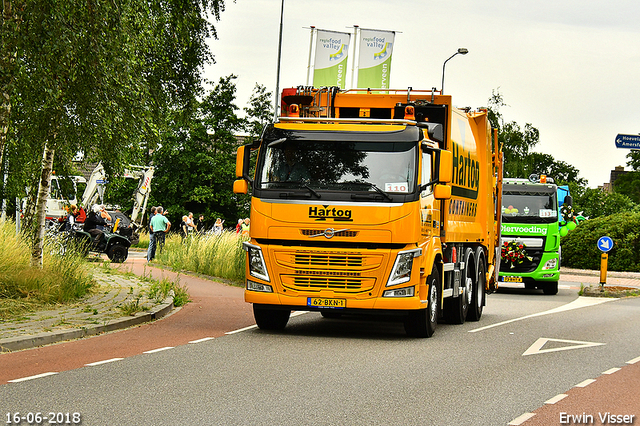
308 228 350 239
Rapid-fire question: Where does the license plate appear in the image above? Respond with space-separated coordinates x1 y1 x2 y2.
307 297 346 309
501 276 523 283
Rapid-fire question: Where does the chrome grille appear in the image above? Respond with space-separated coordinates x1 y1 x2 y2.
300 229 359 238
294 253 363 267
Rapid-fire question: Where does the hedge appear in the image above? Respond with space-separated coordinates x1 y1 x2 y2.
561 212 640 272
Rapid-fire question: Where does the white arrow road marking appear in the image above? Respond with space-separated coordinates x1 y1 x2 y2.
523 337 605 356
469 296 616 333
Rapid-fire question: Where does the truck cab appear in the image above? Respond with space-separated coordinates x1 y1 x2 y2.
498 175 561 295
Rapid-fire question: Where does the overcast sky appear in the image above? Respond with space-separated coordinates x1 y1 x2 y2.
205 0 640 188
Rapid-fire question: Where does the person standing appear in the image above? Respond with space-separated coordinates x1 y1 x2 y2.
185 212 196 234
241 218 250 237
196 215 205 234
65 205 78 231
180 215 189 242
149 206 171 260
213 218 224 235
146 206 157 262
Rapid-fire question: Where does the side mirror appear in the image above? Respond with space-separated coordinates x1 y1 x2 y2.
438 150 453 183
235 146 247 178
233 179 248 194
434 184 451 200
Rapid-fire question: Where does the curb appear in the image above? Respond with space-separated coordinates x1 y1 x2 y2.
0 297 174 353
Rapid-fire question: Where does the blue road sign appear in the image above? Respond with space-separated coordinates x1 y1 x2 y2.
597 236 614 253
615 134 640 149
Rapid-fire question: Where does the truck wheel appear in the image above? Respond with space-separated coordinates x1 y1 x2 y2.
445 249 473 324
467 257 485 321
253 304 291 330
543 281 559 295
107 244 128 263
404 266 439 338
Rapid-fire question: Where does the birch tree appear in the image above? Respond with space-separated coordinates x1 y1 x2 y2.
1 0 225 267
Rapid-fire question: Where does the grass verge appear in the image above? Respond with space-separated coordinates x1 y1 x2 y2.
151 231 246 285
0 221 96 320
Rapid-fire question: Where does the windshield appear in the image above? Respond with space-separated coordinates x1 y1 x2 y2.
257 140 417 195
502 186 558 224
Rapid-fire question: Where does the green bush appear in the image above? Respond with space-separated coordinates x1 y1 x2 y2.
562 212 640 272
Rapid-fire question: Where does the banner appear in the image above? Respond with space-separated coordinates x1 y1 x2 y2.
356 29 395 89
312 29 351 89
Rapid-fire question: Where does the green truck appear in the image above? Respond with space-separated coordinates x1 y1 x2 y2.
498 175 573 295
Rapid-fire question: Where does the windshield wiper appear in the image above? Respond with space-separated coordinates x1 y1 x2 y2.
270 181 321 199
349 182 393 202
303 184 321 199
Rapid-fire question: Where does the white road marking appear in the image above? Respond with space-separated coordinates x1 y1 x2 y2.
8 372 58 383
226 325 258 334
523 338 605 356
469 296 616 333
602 367 621 375
509 412 536 425
545 394 568 404
627 355 640 364
226 311 309 335
574 379 596 388
189 337 215 344
143 346 174 354
85 358 123 366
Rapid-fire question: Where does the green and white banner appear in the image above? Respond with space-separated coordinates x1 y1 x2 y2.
356 29 395 89
312 29 350 89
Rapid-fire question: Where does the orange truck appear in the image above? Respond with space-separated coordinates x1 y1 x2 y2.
233 87 503 337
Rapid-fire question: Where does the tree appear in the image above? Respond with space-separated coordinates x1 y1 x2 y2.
244 83 273 143
488 89 586 186
612 150 640 203
150 76 269 228
568 182 637 219
1 0 225 267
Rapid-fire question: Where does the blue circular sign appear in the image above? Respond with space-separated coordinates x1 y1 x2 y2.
597 236 614 253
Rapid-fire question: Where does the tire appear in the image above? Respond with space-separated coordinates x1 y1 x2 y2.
253 304 291 330
467 254 485 322
445 248 473 324
404 265 439 338
543 281 559 295
107 244 129 263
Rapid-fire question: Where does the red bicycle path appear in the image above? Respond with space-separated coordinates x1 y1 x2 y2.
0 257 254 385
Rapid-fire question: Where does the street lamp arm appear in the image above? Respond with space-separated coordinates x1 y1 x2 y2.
441 48 468 94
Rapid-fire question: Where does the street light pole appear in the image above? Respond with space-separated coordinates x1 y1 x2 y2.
441 48 468 94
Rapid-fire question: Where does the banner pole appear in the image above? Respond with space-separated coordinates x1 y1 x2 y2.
274 0 285 121
306 27 315 86
350 25 359 90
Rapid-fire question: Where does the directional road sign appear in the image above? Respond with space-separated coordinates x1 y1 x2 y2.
615 134 640 149
597 236 614 253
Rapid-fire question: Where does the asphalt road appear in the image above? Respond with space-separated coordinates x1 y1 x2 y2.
2 277 639 426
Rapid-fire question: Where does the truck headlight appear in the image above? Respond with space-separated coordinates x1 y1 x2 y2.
542 258 557 270
387 248 422 287
243 242 270 282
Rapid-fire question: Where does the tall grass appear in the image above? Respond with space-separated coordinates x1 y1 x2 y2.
0 221 95 319
154 231 246 284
